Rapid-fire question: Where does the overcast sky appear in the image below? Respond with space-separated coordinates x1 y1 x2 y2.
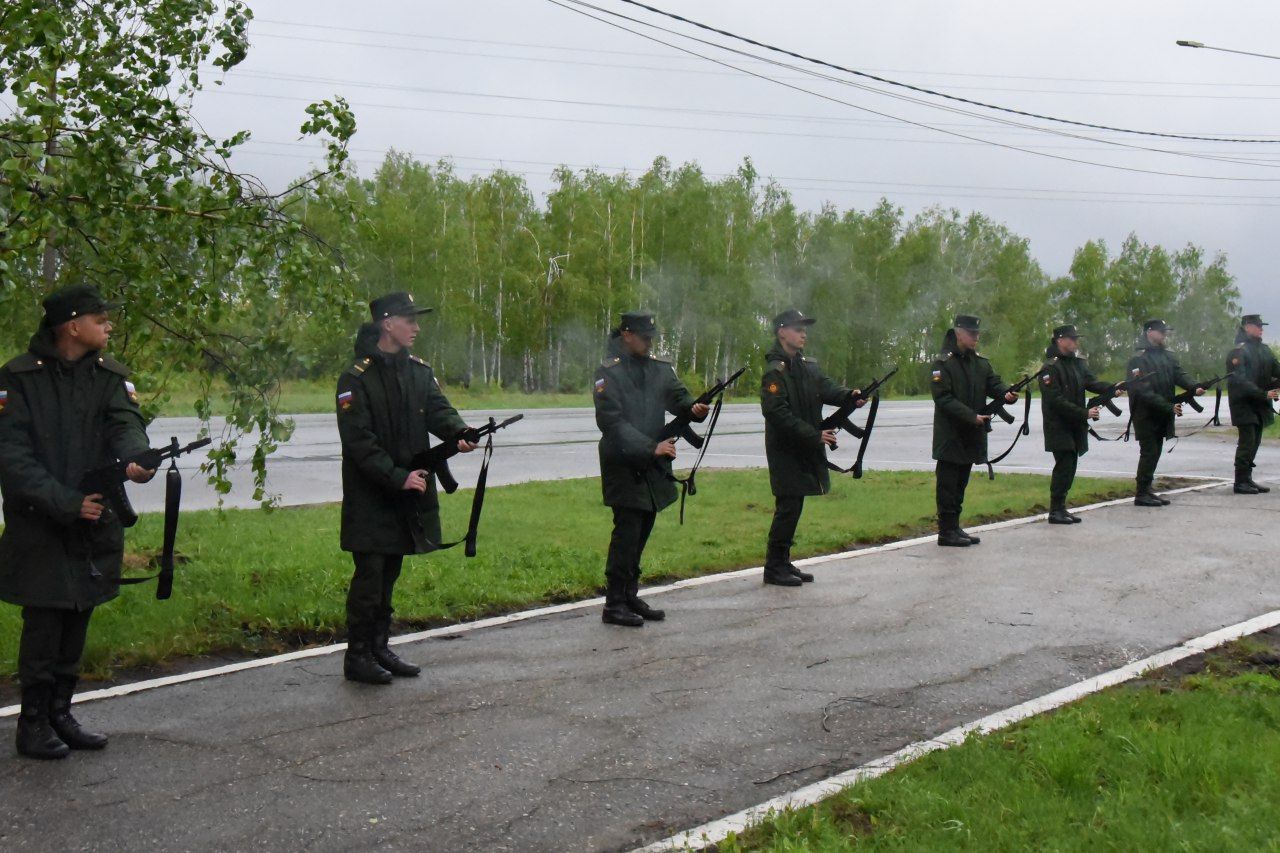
191 0 1280 322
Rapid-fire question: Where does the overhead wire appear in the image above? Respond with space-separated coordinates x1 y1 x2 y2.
543 0 1280 180
551 0 1280 170
604 0 1280 144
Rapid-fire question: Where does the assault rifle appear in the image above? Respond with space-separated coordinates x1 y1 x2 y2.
78 437 211 528
409 414 524 494
1085 382 1126 419
658 366 746 448
1173 376 1223 414
820 366 898 447
980 374 1035 426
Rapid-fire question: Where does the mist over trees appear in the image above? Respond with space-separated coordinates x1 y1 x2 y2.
300 151 1240 395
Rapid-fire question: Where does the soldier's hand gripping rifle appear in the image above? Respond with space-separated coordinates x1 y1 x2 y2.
1173 376 1223 414
980 374 1035 427
663 366 747 523
78 436 212 529
819 367 899 447
78 436 211 600
407 414 524 558
979 375 1035 480
409 414 524 495
1085 381 1127 419
820 367 899 479
658 366 746 449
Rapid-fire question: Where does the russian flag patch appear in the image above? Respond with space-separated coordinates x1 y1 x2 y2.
124 380 138 403
594 378 606 394
0 389 8 414
337 390 354 411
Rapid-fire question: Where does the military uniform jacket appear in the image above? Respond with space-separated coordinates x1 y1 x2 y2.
760 345 851 497
0 326 150 609
337 324 468 555
593 338 700 512
1126 343 1196 440
930 336 1011 465
1038 347 1111 455
1226 336 1280 428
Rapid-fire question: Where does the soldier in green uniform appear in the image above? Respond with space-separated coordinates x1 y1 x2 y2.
759 309 863 586
336 292 478 684
930 315 1017 547
1225 313 1280 494
1127 319 1204 507
0 285 156 760
1038 324 1122 524
593 312 708 627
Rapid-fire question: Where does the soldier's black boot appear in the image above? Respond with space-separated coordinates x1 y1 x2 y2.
15 685 69 760
1047 499 1074 525
956 526 981 545
372 622 421 678
1250 478 1270 493
344 635 393 685
763 546 803 586
49 678 108 750
1134 490 1164 507
787 560 815 583
937 514 969 547
602 579 644 626
1235 469 1260 495
626 576 665 621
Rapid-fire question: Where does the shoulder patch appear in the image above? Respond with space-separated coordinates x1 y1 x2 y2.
7 353 44 374
0 389 8 414
96 355 130 377
1041 373 1052 386
337 389 355 412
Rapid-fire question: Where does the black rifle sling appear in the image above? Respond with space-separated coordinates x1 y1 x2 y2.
156 461 181 600
674 392 725 524
418 419 498 557
984 387 1033 480
826 392 880 478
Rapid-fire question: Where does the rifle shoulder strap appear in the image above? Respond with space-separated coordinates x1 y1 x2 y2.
672 393 726 524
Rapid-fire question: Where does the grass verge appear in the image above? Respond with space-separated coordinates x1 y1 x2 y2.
0 469 1132 681
718 632 1280 852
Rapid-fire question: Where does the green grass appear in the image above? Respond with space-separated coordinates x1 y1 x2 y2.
0 470 1131 680
719 639 1280 852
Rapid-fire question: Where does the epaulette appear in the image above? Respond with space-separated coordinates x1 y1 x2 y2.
409 354 430 368
767 360 787 373
934 352 953 364
346 356 373 378
650 354 672 364
95 354 130 377
7 353 45 374
801 356 819 365
601 355 622 369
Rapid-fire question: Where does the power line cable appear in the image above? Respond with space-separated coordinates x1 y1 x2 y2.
543 0 1280 181
600 0 1280 144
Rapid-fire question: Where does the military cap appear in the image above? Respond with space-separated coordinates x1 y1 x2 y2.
370 291 432 321
42 284 122 327
953 314 982 332
619 311 657 337
1242 314 1269 327
773 308 816 330
1143 318 1172 332
1052 324 1081 339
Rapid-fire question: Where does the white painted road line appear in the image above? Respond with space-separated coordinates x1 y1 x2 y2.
0 479 1227 718
636 604 1280 852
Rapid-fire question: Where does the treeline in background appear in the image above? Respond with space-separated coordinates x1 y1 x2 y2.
300 152 1240 395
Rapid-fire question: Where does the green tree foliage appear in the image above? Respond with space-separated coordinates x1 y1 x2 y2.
0 0 356 498
308 152 1240 397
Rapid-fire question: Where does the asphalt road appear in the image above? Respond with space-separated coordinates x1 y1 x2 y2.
125 399 1270 512
1 483 1275 851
